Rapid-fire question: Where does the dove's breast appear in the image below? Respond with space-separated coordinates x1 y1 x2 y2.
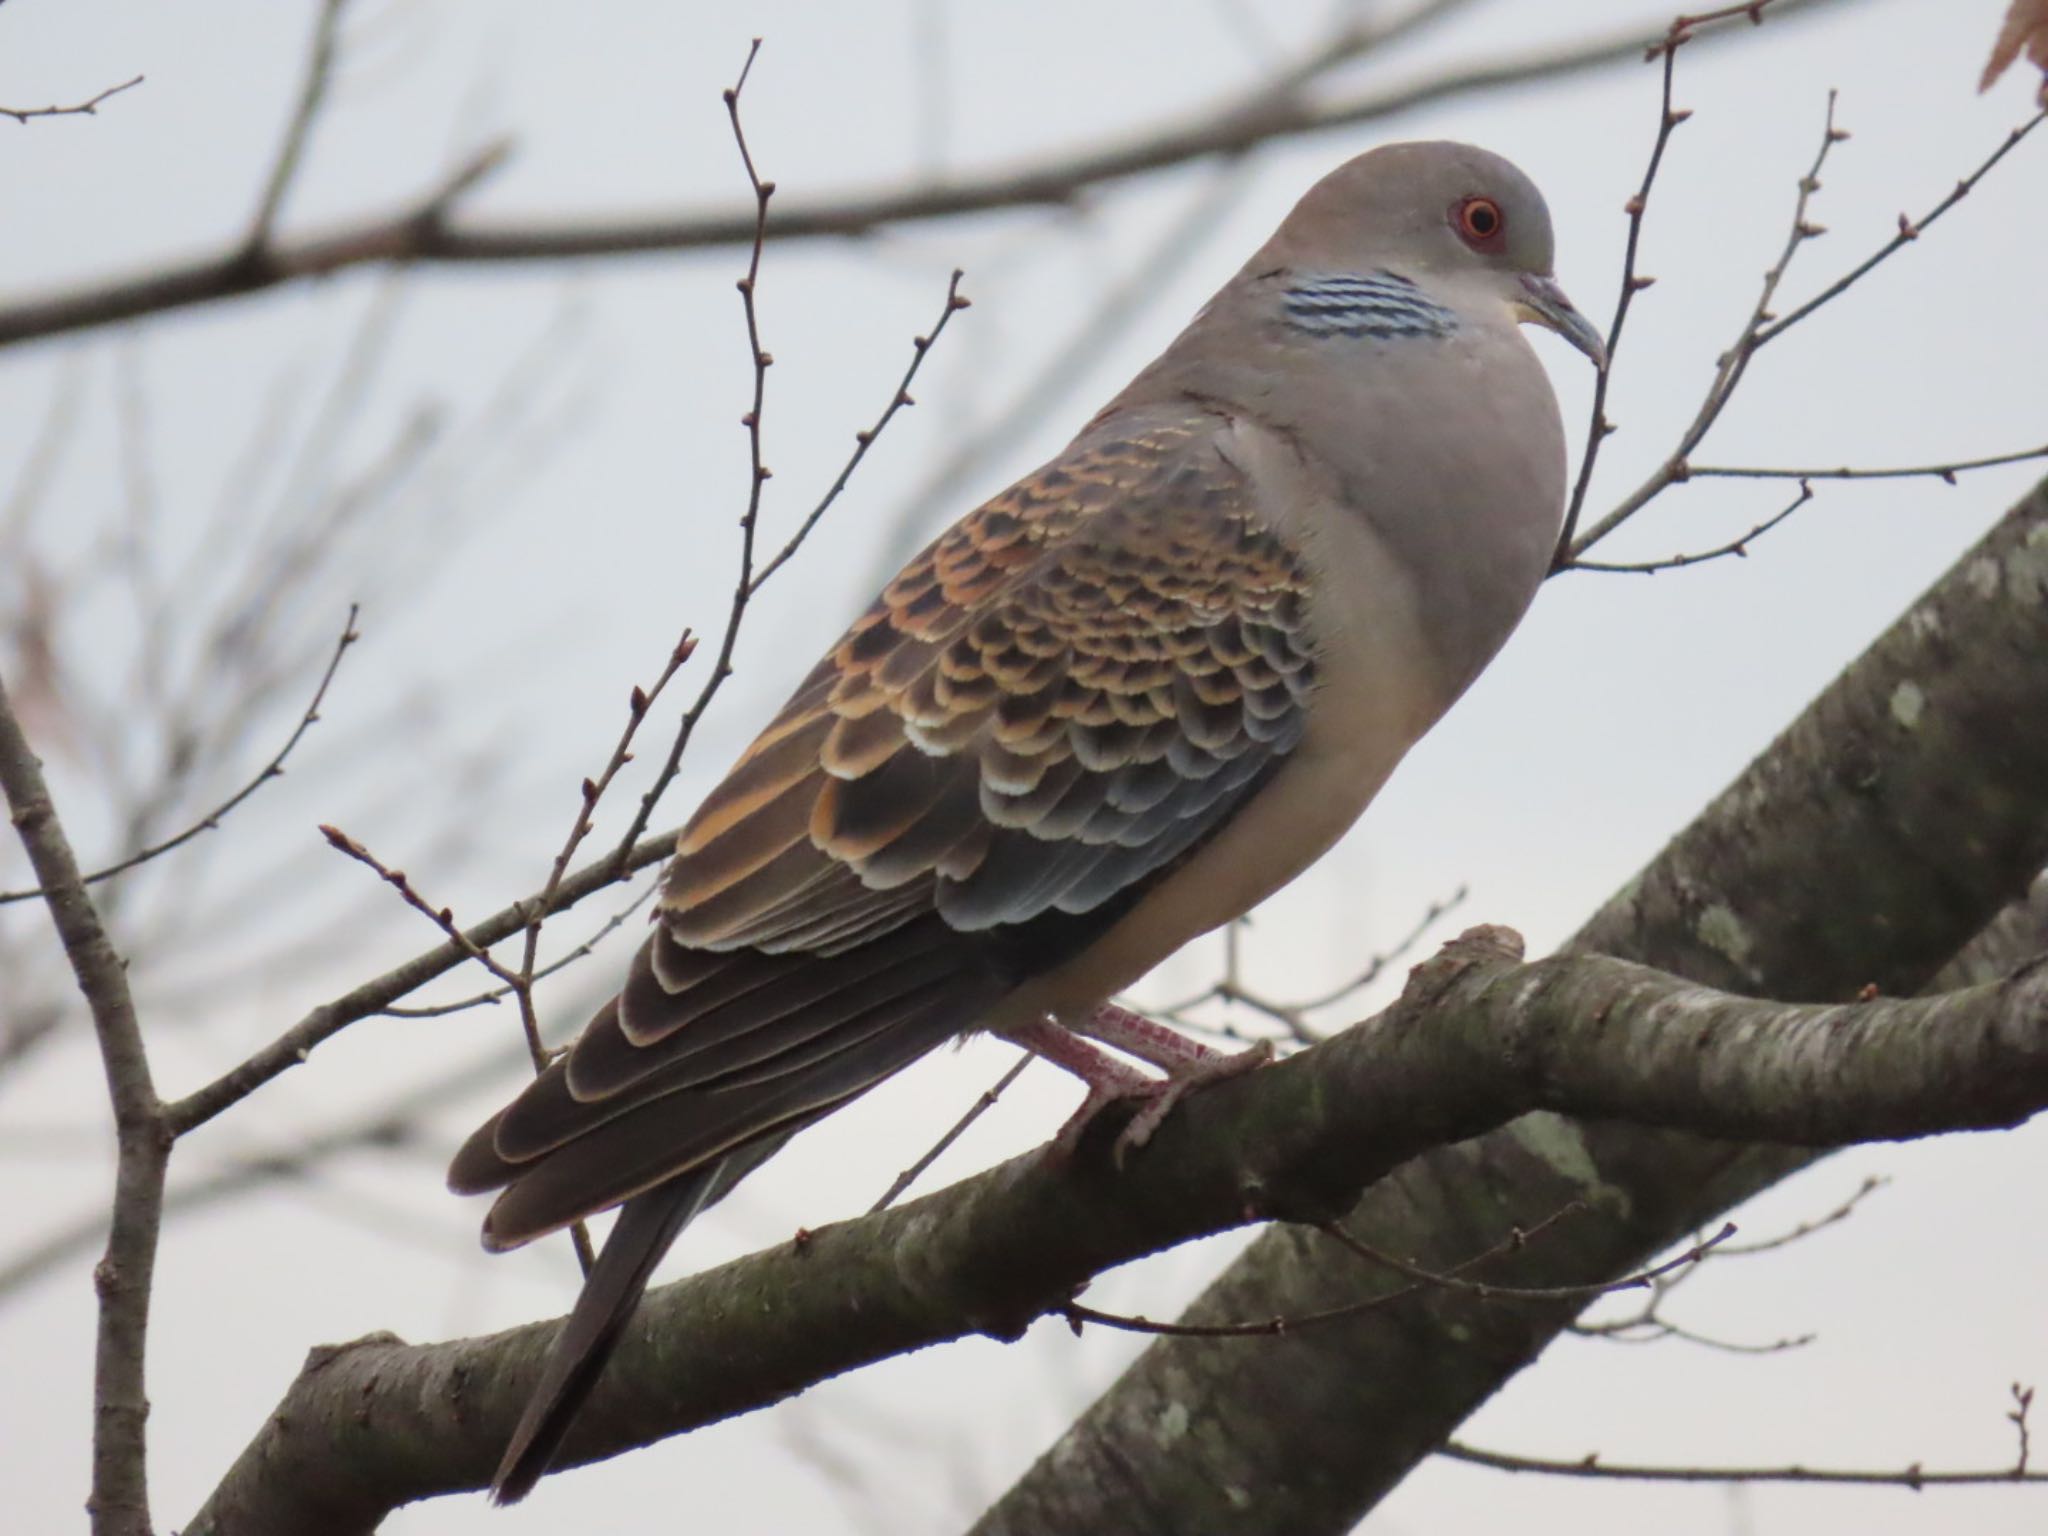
986 414 1455 1027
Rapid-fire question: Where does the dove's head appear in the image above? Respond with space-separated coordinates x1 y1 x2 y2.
1261 140 1606 369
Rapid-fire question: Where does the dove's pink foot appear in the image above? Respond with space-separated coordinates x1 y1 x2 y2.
1003 1007 1272 1161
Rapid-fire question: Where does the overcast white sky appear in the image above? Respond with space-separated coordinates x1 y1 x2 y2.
3 2 2047 1532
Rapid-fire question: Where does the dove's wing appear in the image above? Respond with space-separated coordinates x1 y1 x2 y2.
449 407 1317 1243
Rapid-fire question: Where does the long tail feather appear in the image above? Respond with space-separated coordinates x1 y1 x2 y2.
490 1169 719 1504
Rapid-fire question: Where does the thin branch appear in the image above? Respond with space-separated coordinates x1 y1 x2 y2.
1154 884 1467 1046
853 161 1251 595
0 670 165 1536
315 824 528 996
1569 92 1847 562
1649 1 1779 56
1686 443 2048 482
502 628 698 1279
1439 1439 2048 1488
1276 885 1471 1015
378 875 659 1019
1551 36 1684 567
0 604 361 906
1319 1217 1738 1305
0 1037 525 1302
2013 1382 2036 1474
0 2 1854 353
246 0 351 253
748 269 971 596
160 825 679 1139
512 630 697 1066
1755 106 2048 348
868 1052 1033 1214
1571 101 2048 564
1712 1173 1885 1256
1061 1204 1584 1339
608 41 773 866
1572 481 1813 575
611 53 970 866
0 75 144 125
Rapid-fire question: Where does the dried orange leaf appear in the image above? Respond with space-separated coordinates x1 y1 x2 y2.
1981 0 2048 102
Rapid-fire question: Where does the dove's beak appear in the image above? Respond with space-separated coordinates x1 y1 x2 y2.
1515 274 1608 371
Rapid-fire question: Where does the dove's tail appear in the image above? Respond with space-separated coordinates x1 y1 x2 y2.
489 1168 721 1505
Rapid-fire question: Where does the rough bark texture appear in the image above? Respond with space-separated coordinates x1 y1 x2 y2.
971 477 2048 1536
182 482 2048 1534
186 918 2048 1534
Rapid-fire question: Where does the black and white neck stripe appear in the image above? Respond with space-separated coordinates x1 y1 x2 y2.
1280 270 1458 341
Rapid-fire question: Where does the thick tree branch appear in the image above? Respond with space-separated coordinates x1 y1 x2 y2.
976 477 2048 1536
0 0 1852 353
186 915 2048 1534
0 671 166 1536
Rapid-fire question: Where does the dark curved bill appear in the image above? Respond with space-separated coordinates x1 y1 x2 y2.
1515 273 1608 370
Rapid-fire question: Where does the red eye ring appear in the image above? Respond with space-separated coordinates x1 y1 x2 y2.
1454 195 1506 249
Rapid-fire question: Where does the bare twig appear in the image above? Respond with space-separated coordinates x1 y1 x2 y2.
0 605 361 906
0 671 165 1536
1712 1173 1886 1256
1571 1244 1814 1355
1686 443 2048 483
868 1052 1033 1214
608 42 774 866
1755 106 2048 348
246 0 351 253
1579 1313 1815 1354
2012 1382 2035 1474
1569 92 1847 563
0 3 1853 353
1552 37 1685 567
1440 1440 2048 1487
0 1036 526 1302
161 826 679 1137
612 49 971 866
1060 1205 1585 1340
1570 101 2048 565
855 163 1250 594
1567 1181 1886 1356
1572 481 1813 575
500 628 698 1279
381 874 660 1019
1278 886 1471 1015
0 75 145 125
1155 885 1467 1046
1648 1 1783 57
748 270 971 596
316 823 527 995
1320 1218 1739 1304
513 630 697 1065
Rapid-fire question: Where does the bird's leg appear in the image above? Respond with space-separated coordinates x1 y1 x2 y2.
1003 1008 1271 1161
1077 1003 1273 1151
1000 1019 1159 1153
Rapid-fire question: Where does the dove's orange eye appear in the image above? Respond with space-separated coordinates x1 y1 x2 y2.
1454 196 1505 249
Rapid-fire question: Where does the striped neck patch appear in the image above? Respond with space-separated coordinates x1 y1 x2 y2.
1280 270 1457 341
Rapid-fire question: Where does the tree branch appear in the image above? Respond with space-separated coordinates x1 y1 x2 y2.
973 473 2048 1535
0 670 166 1536
1439 1437 2048 1487
0 603 359 907
185 915 2048 1533
0 75 144 125
0 0 1854 354
244 0 350 254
